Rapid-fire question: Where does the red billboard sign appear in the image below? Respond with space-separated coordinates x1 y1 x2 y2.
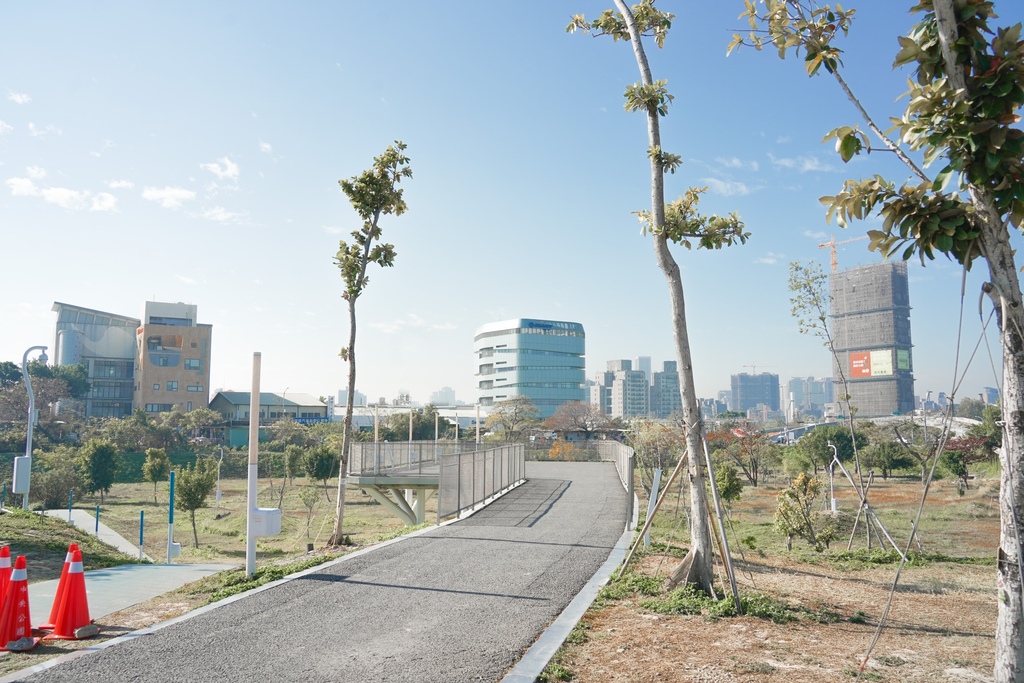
850 351 872 378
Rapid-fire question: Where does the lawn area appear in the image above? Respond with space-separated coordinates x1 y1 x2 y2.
85 474 427 565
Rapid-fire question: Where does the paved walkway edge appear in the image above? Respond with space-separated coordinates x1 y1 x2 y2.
501 492 640 683
0 480 530 683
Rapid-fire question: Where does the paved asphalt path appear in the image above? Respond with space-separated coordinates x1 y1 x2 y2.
17 461 628 683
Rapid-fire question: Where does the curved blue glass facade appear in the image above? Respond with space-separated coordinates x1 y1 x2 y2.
474 318 586 419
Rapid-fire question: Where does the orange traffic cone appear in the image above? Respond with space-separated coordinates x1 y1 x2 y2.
0 546 12 609
43 550 98 640
39 542 77 631
0 556 39 651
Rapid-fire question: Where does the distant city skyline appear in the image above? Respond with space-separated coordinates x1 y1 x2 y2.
3 2 1019 411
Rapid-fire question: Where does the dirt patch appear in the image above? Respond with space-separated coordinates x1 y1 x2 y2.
551 483 999 683
555 554 995 682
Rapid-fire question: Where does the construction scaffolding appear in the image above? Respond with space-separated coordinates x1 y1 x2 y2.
829 261 916 417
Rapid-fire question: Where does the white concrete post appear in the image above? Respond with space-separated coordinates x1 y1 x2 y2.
245 352 261 577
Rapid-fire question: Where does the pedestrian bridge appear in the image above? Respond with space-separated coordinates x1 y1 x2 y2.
347 442 524 525
347 441 634 526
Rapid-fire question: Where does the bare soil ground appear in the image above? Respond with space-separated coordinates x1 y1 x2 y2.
548 474 1000 682
557 555 994 682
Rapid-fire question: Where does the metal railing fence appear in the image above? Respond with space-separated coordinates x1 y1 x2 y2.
348 440 464 476
437 444 525 521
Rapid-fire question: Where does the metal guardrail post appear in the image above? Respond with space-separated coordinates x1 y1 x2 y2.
627 454 635 532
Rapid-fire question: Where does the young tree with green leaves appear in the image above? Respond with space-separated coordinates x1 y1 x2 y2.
306 444 337 502
143 447 171 503
569 0 749 595
774 472 837 552
734 2 1024 674
175 460 217 548
330 141 411 547
285 444 304 485
79 439 119 504
864 440 913 481
299 486 320 539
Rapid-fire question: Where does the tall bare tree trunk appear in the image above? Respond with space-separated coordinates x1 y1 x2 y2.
329 298 357 546
613 0 715 594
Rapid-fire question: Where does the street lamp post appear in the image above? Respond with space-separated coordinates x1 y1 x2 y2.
17 346 48 510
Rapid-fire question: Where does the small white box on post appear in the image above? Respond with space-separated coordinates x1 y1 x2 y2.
250 507 281 537
11 457 30 495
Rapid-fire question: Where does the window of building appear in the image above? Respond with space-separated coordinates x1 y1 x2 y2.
185 359 201 370
167 381 178 392
153 384 160 391
187 385 204 392
145 403 174 412
187 401 193 411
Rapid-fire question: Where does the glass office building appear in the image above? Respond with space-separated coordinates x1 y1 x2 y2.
474 318 586 419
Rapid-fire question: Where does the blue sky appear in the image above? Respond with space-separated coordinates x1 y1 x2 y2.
2 1 1022 407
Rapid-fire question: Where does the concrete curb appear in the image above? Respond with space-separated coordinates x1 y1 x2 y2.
500 492 640 683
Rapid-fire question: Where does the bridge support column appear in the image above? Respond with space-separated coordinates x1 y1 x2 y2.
360 485 437 526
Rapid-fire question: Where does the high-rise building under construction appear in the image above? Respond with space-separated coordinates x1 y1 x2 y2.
830 261 915 416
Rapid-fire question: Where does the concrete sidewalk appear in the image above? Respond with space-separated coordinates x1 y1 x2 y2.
28 564 235 622
34 508 234 621
41 509 151 561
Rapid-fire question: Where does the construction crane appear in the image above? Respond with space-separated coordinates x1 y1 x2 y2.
742 363 776 375
818 234 869 272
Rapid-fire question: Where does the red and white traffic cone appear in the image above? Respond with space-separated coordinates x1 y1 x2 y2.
0 546 12 610
0 556 39 651
39 542 77 631
44 550 98 640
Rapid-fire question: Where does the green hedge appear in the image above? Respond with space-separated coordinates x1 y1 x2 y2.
0 449 290 484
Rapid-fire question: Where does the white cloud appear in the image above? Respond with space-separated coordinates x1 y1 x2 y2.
200 157 239 180
27 123 62 138
703 177 751 197
39 187 89 210
6 177 37 196
6 175 105 211
803 229 828 240
203 205 246 223
143 186 195 209
89 139 115 158
0 120 12 134
322 225 344 235
776 135 792 144
176 274 198 285
259 141 272 154
90 193 117 212
7 91 30 105
769 153 834 173
716 157 759 172
368 314 427 334
107 180 134 189
755 251 785 265
26 166 47 180
432 322 457 331
798 157 833 172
